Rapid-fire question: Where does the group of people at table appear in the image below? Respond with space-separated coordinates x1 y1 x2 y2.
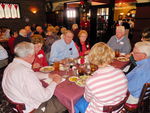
1 24 150 113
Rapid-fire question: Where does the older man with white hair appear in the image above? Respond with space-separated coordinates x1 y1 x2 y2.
126 41 150 104
14 29 31 47
2 42 66 113
107 26 131 54
34 26 46 38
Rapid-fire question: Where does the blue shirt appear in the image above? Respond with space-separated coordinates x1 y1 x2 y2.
126 58 150 98
49 39 79 64
0 45 8 60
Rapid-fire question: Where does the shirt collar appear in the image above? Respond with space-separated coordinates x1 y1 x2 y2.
13 58 32 68
115 36 124 42
136 58 150 65
62 38 73 46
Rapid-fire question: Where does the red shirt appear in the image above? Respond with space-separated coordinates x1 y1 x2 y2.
8 36 15 54
33 50 48 71
75 42 89 56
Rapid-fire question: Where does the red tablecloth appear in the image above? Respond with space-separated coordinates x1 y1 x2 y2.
41 60 129 113
54 80 84 113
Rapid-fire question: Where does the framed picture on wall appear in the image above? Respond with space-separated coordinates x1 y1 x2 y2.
0 3 20 19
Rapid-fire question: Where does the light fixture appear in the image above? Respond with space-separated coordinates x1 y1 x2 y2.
30 7 38 14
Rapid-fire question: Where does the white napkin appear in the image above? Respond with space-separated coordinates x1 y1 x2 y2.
43 78 65 84
122 64 131 72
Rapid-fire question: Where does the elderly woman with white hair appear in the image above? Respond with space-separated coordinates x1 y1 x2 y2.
107 26 131 55
2 42 66 113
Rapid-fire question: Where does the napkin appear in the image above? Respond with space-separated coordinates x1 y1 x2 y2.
122 64 131 72
43 78 66 84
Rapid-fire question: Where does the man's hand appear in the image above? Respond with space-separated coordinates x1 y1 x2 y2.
49 74 62 84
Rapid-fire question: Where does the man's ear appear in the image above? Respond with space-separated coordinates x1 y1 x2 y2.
142 53 147 59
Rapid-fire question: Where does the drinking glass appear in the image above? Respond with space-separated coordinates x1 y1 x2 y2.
115 49 120 57
54 58 60 71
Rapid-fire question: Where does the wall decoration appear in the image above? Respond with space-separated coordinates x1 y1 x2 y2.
0 3 20 19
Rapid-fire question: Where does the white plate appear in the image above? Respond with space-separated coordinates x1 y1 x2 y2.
40 66 54 73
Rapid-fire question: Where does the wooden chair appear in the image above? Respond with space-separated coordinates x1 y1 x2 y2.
124 83 150 113
103 92 129 113
6 96 35 113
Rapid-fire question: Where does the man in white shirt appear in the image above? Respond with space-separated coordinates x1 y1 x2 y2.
2 42 66 113
0 44 8 68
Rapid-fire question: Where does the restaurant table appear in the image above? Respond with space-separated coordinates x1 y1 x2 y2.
41 59 129 113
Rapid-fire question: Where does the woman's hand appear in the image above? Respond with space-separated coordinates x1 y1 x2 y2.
32 63 41 69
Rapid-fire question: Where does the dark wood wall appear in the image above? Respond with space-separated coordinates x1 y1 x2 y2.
132 2 150 46
0 0 46 31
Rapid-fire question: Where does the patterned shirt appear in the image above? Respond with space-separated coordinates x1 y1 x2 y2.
107 35 131 54
84 65 127 113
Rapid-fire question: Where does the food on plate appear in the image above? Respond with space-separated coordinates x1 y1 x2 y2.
69 76 79 82
76 79 86 87
79 75 91 80
40 66 54 72
117 57 129 62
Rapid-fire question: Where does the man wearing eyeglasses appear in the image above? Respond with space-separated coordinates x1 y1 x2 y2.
126 41 150 104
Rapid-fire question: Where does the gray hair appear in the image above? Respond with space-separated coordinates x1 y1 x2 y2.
72 24 78 30
135 41 150 58
116 26 125 33
19 29 27 37
14 42 34 58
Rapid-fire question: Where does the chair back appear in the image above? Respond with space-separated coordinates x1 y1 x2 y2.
103 92 129 113
124 83 150 113
5 96 25 113
138 83 150 107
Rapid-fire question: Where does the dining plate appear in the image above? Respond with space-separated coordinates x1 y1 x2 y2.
75 79 86 87
116 57 129 62
69 76 79 82
79 75 91 80
40 66 54 73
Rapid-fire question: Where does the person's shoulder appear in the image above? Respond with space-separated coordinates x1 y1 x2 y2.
51 39 62 47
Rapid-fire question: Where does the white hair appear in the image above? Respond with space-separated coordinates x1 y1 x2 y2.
36 26 42 32
19 29 27 37
14 42 34 58
135 41 150 58
116 26 125 33
72 24 78 30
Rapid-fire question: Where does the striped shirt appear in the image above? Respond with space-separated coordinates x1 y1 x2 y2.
84 65 127 113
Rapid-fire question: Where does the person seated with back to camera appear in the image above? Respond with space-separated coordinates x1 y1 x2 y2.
107 26 131 55
2 42 66 113
74 42 128 113
126 41 150 105
75 30 90 57
49 30 79 64
0 44 8 69
31 34 48 71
